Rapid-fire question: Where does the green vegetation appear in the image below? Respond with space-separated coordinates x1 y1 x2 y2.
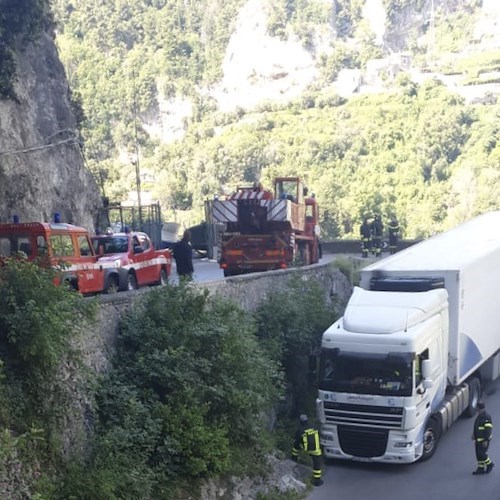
52 0 247 204
58 280 335 498
151 78 499 239
58 284 282 498
48 0 500 240
0 258 97 497
0 270 334 498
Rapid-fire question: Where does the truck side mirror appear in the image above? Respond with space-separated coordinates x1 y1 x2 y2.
421 359 434 390
422 378 434 390
421 359 432 379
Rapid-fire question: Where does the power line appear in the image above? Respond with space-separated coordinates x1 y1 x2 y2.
0 130 80 156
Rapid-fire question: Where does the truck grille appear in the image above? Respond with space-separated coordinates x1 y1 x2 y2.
324 401 403 429
338 425 388 458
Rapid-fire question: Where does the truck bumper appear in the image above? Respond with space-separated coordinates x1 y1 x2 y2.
321 426 421 464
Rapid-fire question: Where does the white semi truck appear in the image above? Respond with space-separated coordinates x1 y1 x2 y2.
317 211 500 463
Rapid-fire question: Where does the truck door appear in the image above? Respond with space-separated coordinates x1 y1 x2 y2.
49 232 100 294
133 234 152 285
49 232 79 289
76 234 105 293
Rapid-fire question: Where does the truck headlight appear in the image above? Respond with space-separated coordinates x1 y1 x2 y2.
394 441 413 448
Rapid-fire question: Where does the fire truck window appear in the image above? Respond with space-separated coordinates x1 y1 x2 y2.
78 236 92 256
50 235 75 257
37 236 48 256
19 242 32 257
139 235 150 250
0 237 11 256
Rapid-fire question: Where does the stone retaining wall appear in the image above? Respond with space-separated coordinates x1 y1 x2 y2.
93 260 353 369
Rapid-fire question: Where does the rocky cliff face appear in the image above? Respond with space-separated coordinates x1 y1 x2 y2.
0 31 101 229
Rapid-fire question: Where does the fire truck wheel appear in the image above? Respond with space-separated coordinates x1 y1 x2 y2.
158 268 168 286
63 278 78 292
127 273 138 291
104 275 120 294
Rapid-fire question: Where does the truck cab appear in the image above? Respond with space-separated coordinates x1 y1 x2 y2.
317 286 448 463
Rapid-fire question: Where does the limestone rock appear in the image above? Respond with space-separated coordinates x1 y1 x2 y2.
0 31 101 229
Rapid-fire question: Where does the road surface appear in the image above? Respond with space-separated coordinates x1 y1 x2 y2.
307 377 500 500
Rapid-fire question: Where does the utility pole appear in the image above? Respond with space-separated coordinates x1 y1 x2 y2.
429 0 436 68
132 68 142 229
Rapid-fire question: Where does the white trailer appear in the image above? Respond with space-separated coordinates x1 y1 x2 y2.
317 211 500 463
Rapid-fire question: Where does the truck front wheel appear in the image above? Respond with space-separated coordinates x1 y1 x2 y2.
104 275 119 294
127 272 138 291
158 268 168 286
421 417 440 461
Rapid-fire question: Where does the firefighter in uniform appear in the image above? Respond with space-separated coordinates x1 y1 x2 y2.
472 401 494 475
370 214 384 257
360 218 372 258
291 414 323 486
388 216 400 255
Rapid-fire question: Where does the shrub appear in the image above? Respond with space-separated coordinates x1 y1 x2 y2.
0 257 96 496
63 284 282 498
254 276 337 417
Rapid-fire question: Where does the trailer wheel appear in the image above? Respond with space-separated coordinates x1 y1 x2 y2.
104 275 119 294
420 417 440 461
465 378 481 417
126 272 138 291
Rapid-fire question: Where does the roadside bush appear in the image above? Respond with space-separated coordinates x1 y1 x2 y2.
0 257 97 496
61 284 282 498
254 276 337 418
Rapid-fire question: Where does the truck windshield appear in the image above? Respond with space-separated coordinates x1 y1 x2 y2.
319 350 413 397
93 236 129 254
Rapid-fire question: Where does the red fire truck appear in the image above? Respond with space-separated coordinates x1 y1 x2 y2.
91 230 171 292
0 220 116 294
208 177 321 277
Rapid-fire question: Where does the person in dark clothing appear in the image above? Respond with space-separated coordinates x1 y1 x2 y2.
291 414 323 486
360 218 372 258
173 230 194 280
472 401 494 475
370 214 384 257
388 216 400 255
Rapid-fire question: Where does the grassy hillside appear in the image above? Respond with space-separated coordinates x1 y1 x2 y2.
149 78 500 239
51 0 500 238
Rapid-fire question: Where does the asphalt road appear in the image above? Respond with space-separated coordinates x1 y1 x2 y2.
307 377 500 500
